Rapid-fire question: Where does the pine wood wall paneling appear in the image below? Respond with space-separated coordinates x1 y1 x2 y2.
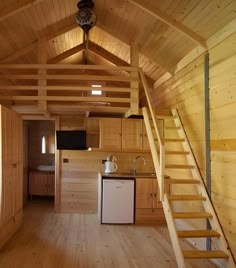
151 51 207 246
152 32 236 260
209 33 236 259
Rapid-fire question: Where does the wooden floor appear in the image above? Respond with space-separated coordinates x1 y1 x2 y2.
0 200 218 268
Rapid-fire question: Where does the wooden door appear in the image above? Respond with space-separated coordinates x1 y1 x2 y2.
152 180 162 209
29 172 48 196
136 179 153 208
122 119 143 150
100 118 122 149
0 106 14 225
12 113 23 214
47 173 55 196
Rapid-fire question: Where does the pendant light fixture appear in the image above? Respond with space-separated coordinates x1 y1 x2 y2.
76 0 97 33
76 0 97 64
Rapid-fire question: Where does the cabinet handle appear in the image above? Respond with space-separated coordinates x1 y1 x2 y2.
13 163 17 168
150 193 152 197
154 193 157 197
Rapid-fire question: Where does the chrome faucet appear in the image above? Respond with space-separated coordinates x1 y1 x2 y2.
131 156 146 174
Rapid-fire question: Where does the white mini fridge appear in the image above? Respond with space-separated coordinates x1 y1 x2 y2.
101 179 135 224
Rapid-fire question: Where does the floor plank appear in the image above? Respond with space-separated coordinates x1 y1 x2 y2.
0 200 218 268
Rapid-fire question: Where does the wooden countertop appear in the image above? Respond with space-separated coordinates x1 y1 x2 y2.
101 172 156 178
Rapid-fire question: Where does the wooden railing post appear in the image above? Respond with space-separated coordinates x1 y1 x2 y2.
139 68 165 200
38 39 50 117
128 41 139 116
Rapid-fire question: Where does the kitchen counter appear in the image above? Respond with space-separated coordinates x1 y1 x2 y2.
101 172 156 178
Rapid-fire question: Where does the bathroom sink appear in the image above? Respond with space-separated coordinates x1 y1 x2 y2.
37 165 55 172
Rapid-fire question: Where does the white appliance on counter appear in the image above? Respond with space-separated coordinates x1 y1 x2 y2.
98 178 135 224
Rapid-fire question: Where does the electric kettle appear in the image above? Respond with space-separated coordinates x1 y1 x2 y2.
104 154 118 173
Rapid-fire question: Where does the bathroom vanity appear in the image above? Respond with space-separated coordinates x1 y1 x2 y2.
29 170 55 199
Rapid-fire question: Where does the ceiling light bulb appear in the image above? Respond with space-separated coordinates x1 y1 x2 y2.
92 90 102 95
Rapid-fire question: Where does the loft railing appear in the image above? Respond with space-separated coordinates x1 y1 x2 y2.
139 68 165 200
0 64 139 116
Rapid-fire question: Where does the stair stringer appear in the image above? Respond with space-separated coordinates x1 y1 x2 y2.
142 107 186 268
171 108 235 268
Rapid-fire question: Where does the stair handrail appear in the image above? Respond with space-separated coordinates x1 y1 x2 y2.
139 68 165 200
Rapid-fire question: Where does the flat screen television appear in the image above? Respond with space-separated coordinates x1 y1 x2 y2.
56 130 87 150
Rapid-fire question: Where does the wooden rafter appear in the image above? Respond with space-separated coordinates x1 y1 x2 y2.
48 43 86 64
127 0 207 49
88 42 154 86
47 41 154 86
88 41 129 67
0 0 43 22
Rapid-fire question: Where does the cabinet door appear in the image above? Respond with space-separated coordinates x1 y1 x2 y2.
47 173 55 196
122 119 143 150
100 118 122 149
29 172 48 196
85 118 99 148
136 179 153 208
0 107 14 225
152 180 162 209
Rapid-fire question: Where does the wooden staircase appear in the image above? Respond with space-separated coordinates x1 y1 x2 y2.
142 107 236 268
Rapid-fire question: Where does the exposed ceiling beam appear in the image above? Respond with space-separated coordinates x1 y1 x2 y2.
48 43 86 64
88 41 155 87
88 41 130 67
127 0 207 49
0 0 43 22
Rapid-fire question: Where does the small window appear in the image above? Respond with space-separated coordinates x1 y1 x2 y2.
42 136 46 154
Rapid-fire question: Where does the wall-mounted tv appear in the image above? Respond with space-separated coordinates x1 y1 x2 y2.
56 130 87 150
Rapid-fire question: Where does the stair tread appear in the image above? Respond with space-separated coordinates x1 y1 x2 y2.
172 212 213 219
166 164 195 169
168 195 206 201
183 250 228 259
177 230 220 238
164 126 181 130
164 138 185 142
165 179 199 184
166 151 190 155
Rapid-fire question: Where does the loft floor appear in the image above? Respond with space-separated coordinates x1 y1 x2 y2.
0 200 217 268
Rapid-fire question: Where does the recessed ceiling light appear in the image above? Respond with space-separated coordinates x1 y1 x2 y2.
92 90 102 95
92 84 102 88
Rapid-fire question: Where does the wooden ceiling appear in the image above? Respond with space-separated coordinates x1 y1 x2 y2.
0 0 236 116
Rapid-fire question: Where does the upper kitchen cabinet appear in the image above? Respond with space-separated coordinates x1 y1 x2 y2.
0 105 23 248
99 118 122 150
99 118 150 151
85 118 100 149
122 119 143 150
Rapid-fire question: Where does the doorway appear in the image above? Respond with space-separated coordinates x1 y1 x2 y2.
23 120 56 208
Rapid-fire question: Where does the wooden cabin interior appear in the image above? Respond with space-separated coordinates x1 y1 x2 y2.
0 0 235 267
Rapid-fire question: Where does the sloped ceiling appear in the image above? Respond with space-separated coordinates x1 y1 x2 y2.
0 0 236 116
